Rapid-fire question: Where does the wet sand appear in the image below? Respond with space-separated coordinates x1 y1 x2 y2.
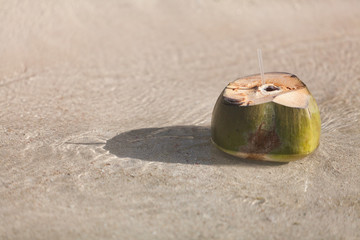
1 1 360 239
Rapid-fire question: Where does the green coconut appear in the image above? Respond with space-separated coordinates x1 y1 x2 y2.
211 72 321 162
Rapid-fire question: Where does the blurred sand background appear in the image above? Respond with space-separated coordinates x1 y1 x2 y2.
1 0 360 239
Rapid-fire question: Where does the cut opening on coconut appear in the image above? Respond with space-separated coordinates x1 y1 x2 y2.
223 72 310 108
259 84 281 95
264 85 280 92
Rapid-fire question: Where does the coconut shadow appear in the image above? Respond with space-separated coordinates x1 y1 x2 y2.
104 125 287 166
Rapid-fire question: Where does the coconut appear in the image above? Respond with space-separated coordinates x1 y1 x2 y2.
211 72 321 162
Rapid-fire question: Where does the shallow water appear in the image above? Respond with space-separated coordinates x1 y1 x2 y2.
1 1 360 239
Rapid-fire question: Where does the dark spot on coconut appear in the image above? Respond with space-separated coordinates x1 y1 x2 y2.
223 97 239 104
242 123 281 154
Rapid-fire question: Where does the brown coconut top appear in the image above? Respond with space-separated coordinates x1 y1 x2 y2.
223 72 311 108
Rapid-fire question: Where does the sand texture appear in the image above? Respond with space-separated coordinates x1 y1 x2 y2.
1 1 360 239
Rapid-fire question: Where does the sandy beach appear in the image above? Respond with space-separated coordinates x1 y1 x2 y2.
1 0 360 239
